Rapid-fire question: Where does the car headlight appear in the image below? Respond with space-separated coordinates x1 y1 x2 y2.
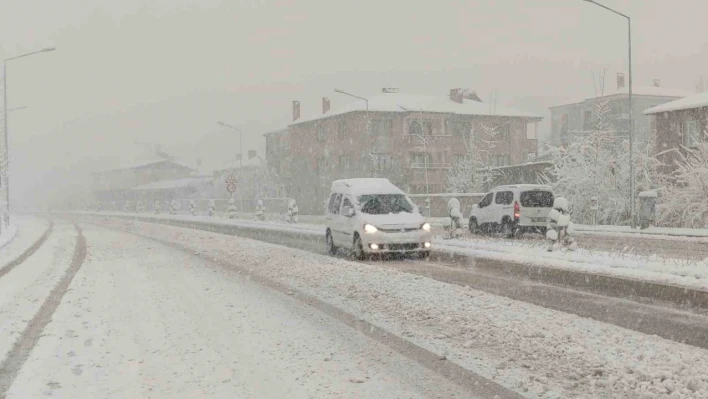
364 224 378 234
421 222 431 232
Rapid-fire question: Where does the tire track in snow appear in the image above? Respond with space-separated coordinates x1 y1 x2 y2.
80 219 523 399
0 221 53 280
0 223 87 398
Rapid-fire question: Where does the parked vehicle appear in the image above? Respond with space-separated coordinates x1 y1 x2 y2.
468 184 554 237
324 178 432 259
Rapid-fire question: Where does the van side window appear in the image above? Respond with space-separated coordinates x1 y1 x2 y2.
495 191 513 205
328 194 342 214
479 193 493 208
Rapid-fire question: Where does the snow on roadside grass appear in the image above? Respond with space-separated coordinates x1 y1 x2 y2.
98 218 708 399
436 235 708 291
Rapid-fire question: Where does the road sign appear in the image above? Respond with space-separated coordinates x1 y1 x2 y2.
227 183 237 193
225 174 237 184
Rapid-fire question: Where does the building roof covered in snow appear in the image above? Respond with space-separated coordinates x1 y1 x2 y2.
292 92 542 126
643 91 708 115
131 176 213 191
95 159 195 174
549 86 694 109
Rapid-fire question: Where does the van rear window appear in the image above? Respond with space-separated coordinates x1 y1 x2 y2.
520 191 554 208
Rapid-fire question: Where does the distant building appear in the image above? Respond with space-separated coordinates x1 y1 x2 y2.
266 88 542 214
644 91 708 175
90 159 195 202
549 74 692 148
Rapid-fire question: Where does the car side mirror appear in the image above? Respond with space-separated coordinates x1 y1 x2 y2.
343 206 354 217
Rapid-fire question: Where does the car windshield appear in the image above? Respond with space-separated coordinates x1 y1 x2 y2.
358 194 413 215
520 191 554 207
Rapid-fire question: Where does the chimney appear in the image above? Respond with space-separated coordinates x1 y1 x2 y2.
322 97 330 114
292 101 300 121
617 73 625 89
449 88 464 103
653 79 661 87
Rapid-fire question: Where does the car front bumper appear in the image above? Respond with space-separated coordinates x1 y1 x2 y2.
360 230 432 253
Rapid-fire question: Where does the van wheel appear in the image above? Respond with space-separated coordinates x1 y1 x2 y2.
469 217 479 235
326 230 337 255
353 234 366 260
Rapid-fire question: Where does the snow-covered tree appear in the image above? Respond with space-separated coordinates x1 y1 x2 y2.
544 98 662 225
286 199 299 223
546 197 577 251
154 200 161 214
169 199 179 215
657 135 708 228
208 199 216 217
254 199 266 221
123 201 131 213
227 198 237 219
446 125 497 193
442 198 463 238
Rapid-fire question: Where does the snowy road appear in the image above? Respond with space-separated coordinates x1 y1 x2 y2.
74 214 708 349
1 221 479 398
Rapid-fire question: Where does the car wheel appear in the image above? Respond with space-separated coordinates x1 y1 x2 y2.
326 230 337 255
353 234 366 260
417 250 430 259
469 218 479 235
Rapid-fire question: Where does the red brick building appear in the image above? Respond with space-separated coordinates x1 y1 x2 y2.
266 89 542 214
644 91 708 175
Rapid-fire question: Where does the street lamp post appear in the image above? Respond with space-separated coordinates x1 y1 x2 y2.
582 0 635 228
3 47 55 229
217 121 244 211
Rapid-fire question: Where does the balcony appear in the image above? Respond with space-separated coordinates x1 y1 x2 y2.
409 163 452 169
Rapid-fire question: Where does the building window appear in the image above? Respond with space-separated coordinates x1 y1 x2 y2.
409 120 433 136
317 124 326 141
526 153 536 162
494 123 511 140
449 121 472 137
410 153 431 168
681 120 700 147
376 153 393 170
338 119 347 138
339 155 350 170
317 157 326 174
371 119 392 136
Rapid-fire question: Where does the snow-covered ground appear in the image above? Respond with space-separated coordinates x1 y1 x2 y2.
0 221 76 366
0 225 18 250
88 217 708 398
72 212 708 292
6 224 473 399
0 216 50 266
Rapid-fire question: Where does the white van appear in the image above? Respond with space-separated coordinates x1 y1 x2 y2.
468 184 554 237
325 178 432 259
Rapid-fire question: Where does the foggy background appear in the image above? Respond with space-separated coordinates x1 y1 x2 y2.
1 0 706 208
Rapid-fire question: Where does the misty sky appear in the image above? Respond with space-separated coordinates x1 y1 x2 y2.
1 0 707 203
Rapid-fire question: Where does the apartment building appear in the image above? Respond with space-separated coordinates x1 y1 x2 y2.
266 88 542 214
549 74 691 148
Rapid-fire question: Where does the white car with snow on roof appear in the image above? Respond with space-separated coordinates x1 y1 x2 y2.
469 184 554 237
325 178 432 259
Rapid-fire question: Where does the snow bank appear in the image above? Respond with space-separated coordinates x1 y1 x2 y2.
98 218 708 399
